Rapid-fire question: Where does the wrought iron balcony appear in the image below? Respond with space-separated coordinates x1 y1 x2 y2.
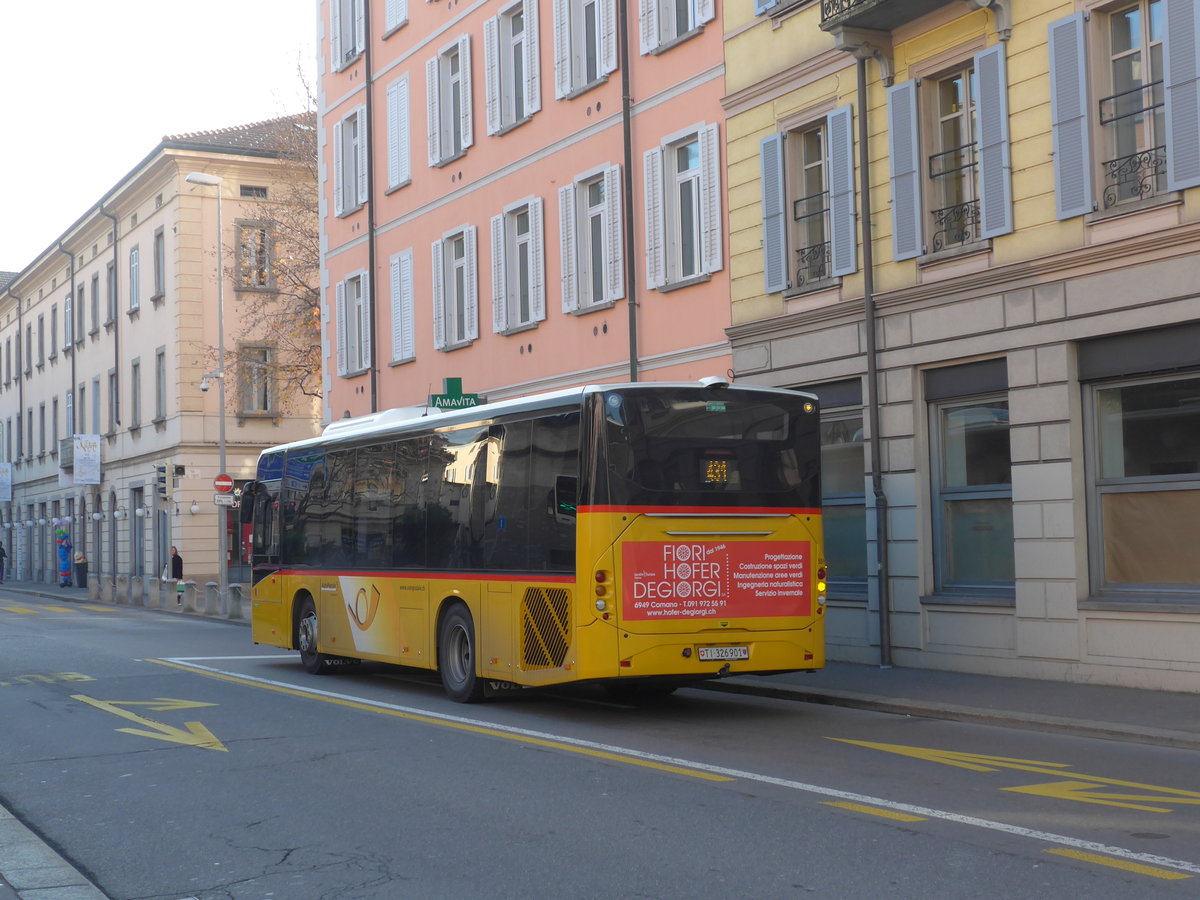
1102 146 1167 209
930 200 981 252
796 243 833 288
821 0 954 32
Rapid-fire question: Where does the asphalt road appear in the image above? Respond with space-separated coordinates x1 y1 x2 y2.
3 596 1199 899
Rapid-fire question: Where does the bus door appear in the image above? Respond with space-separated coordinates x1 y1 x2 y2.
247 480 283 602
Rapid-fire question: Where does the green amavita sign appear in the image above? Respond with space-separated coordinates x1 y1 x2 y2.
430 377 480 410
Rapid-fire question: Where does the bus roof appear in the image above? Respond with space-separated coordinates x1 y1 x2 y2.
255 379 817 464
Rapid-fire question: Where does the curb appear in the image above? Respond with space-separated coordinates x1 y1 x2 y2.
0 806 108 900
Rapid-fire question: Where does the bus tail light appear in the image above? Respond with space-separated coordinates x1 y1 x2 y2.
816 566 827 606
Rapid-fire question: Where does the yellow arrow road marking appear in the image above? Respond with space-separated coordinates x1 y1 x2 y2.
106 698 218 712
832 738 1200 812
71 695 226 752
823 801 926 822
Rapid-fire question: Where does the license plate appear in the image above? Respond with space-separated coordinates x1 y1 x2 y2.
698 645 749 661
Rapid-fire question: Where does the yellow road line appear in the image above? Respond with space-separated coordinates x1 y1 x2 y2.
1046 848 1192 880
148 658 733 783
42 606 75 612
81 605 116 612
823 801 926 822
0 606 37 614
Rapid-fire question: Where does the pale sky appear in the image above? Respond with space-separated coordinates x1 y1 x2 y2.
0 1 318 273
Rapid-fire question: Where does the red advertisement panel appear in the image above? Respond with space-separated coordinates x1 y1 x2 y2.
621 541 810 620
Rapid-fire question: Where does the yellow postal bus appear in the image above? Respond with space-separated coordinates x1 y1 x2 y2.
244 378 825 701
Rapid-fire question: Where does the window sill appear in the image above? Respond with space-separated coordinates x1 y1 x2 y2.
493 116 533 137
1085 191 1182 225
656 273 712 294
765 0 817 23
235 284 277 294
103 320 114 332
562 74 610 101
37 452 46 461
920 592 1015 608
126 307 140 320
784 276 839 299
150 293 165 307
152 416 166 432
35 364 44 372
649 25 703 55
917 239 991 267
1080 595 1200 614
384 179 412 196
237 410 277 421
129 424 142 436
49 354 58 363
438 340 475 353
388 356 415 367
498 321 538 337
382 20 407 39
336 203 365 219
433 149 468 169
570 299 617 316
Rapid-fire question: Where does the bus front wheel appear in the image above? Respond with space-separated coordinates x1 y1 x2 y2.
297 597 338 676
438 603 485 703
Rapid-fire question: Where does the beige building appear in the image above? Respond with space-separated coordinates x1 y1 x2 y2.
726 0 1200 690
0 116 320 598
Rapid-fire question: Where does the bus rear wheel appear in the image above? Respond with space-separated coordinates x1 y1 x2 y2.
438 603 485 703
297 597 338 675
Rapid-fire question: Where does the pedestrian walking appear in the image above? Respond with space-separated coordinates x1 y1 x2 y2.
171 546 184 580
0 540 6 584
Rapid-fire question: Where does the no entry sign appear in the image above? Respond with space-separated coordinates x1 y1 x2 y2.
214 474 234 493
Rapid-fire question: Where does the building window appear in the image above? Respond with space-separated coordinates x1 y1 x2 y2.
66 390 74 438
928 372 1014 594
485 1 541 135
90 273 99 335
238 223 274 289
152 228 166 299
130 359 141 428
52 397 59 450
50 306 58 360
106 262 116 323
386 75 412 190
384 0 409 33
24 324 31 376
814 383 867 596
432 227 479 350
240 185 269 199
760 108 856 294
331 0 366 71
334 106 368 217
239 345 275 415
1086 373 1200 597
155 348 166 421
129 245 140 311
559 165 623 312
107 371 118 434
640 0 714 53
427 36 474 167
389 249 416 364
335 271 371 375
491 198 545 334
888 44 1013 259
553 0 617 98
644 124 722 290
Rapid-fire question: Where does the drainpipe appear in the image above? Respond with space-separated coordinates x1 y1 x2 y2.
99 203 120 428
6 286 24 566
617 0 639 382
363 2 379 413
856 57 891 668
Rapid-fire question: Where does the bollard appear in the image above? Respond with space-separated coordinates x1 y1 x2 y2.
203 582 221 617
88 577 100 602
100 575 115 604
144 577 160 610
227 583 245 620
130 576 145 608
115 574 130 605
180 581 200 614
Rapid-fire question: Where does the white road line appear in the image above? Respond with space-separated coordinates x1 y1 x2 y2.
159 657 1200 878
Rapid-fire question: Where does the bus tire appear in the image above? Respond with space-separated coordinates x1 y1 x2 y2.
297 596 338 676
438 603 485 703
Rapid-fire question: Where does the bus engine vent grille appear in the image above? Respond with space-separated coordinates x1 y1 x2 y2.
521 588 570 669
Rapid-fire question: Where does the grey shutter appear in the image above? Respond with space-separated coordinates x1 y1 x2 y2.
391 251 412 362
359 272 371 366
431 241 446 349
464 226 479 341
427 56 442 166
354 0 366 58
559 183 579 312
1165 0 1200 190
760 133 788 293
335 281 348 375
333 118 344 215
601 0 617 75
484 16 501 136
331 0 343 70
524 0 541 116
699 123 722 274
828 105 857 277
355 106 369 206
553 0 571 98
887 79 923 261
643 146 666 289
975 43 1014 238
604 165 624 301
458 36 474 150
755 0 779 14
530 198 546 322
1048 14 1095 219
491 213 508 333
640 0 659 56
385 0 407 31
387 76 411 189
697 0 713 25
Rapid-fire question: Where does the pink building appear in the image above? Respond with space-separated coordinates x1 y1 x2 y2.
319 0 729 418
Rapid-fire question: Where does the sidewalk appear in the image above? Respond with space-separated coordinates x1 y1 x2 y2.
3 579 1200 898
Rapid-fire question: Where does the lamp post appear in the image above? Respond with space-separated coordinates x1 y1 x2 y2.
185 171 228 610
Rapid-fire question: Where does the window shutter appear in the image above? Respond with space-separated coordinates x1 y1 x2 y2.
697 0 714 25
484 17 501 136
643 146 666 289
524 0 541 116
427 56 442 166
1048 14 1094 219
559 183 579 313
760 133 788 293
431 241 446 349
601 0 618 75
699 122 722 275
359 273 372 366
464 226 479 341
974 44 1014 239
355 106 369 206
553 0 571 99
387 76 411 189
399 250 415 361
530 197 546 322
1164 0 1200 191
491 213 508 333
640 0 660 56
385 0 407 31
331 0 343 70
754 0 779 14
64 296 74 346
390 252 403 361
459 36 474 150
333 119 344 215
604 164 624 301
828 105 858 277
887 79 923 261
354 0 366 58
335 281 348 375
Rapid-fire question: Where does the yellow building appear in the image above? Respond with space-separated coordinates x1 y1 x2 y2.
725 0 1200 691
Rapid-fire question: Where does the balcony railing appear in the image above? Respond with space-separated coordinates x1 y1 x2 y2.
1102 147 1167 208
793 189 832 288
1098 81 1166 208
821 0 952 32
795 243 832 288
930 200 981 252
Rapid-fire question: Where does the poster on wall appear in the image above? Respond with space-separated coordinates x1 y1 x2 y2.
73 435 102 485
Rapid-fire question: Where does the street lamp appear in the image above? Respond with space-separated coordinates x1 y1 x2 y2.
186 171 228 611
